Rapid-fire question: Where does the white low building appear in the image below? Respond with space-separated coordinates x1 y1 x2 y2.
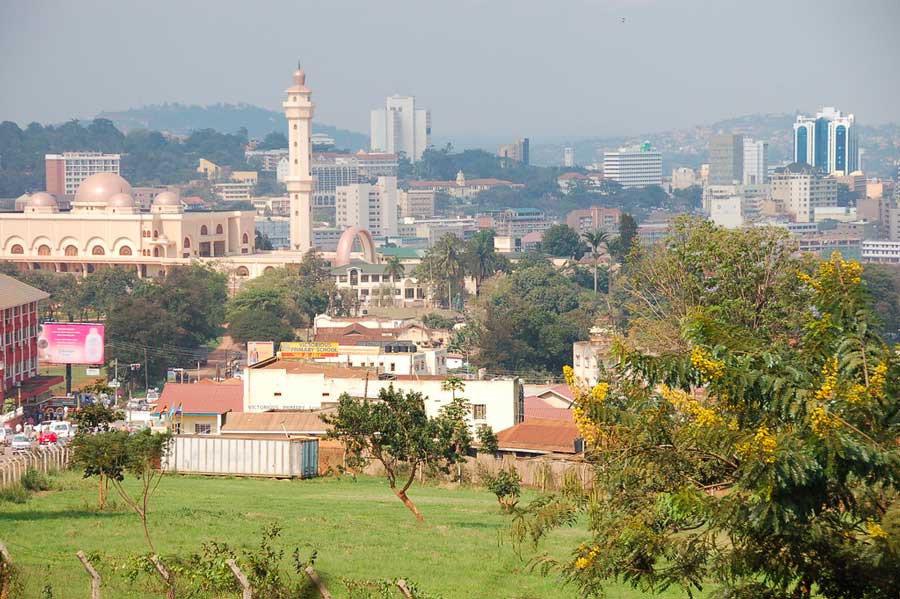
243 360 522 434
862 241 900 264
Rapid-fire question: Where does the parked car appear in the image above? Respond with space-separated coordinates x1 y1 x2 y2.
0 427 13 446
38 421 57 433
38 431 58 445
49 421 74 441
146 389 160 402
10 434 31 452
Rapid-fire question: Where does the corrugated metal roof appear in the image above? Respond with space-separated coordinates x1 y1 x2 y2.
151 381 243 415
0 274 49 311
496 418 580 454
221 411 334 435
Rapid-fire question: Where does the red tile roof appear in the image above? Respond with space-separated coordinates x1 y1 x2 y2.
314 323 401 345
152 381 243 415
496 418 580 454
524 396 574 422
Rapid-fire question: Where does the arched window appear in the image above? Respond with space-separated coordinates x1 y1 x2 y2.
37 245 51 256
152 247 160 257
153 230 158 239
215 224 223 235
242 233 249 244
10 244 24 255
183 237 191 248
235 266 250 277
119 246 132 256
201 225 208 236
91 246 105 255
64 245 78 256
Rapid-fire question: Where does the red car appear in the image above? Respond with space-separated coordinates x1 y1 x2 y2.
38 431 58 445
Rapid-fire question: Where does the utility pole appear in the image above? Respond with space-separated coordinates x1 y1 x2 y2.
143 348 149 392
113 359 119 404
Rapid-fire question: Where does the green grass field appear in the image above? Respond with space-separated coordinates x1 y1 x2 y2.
38 364 107 394
0 472 695 599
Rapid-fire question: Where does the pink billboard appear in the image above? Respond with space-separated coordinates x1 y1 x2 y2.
37 323 105 365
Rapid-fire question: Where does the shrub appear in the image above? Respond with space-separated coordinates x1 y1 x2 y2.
0 485 29 504
21 468 51 492
476 425 498 455
482 467 521 512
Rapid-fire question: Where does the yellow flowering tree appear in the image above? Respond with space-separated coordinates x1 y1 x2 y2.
515 250 900 599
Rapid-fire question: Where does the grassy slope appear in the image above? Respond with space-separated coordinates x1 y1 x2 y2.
1 473 692 598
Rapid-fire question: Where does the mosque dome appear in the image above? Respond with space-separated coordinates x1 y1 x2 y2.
73 173 132 206
108 192 135 208
152 191 180 206
25 192 58 208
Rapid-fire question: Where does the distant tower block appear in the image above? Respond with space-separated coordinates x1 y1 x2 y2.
282 64 315 252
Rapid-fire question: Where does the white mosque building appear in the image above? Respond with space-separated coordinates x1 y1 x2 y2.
0 66 428 303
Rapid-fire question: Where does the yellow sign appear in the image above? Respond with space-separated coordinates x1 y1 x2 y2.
280 341 339 359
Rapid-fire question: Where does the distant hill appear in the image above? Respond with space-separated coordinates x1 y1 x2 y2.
530 113 899 178
97 103 368 151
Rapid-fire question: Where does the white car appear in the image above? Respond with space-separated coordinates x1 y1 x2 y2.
0 427 13 446
10 434 31 453
49 421 74 440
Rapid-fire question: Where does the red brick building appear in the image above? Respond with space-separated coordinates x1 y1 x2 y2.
0 274 61 412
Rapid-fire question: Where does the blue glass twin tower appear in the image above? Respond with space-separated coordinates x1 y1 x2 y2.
793 107 858 174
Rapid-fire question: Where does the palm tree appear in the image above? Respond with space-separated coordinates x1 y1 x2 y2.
383 256 405 307
433 234 464 309
581 230 610 294
464 230 497 295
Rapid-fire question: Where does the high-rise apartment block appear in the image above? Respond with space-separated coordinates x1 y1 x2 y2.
370 96 431 162
793 107 858 174
563 147 575 168
742 138 768 185
498 138 530 165
566 207 623 235
771 163 837 223
602 143 662 188
45 152 121 196
708 134 744 185
336 176 399 237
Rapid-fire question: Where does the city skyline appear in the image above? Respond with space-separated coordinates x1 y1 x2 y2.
1 0 899 139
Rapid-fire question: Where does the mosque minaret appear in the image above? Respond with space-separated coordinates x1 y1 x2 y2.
282 63 315 252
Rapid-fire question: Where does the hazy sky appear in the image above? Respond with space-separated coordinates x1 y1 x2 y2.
2 0 898 140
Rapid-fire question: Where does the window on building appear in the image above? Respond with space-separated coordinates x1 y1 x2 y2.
201 225 209 235
64 245 78 256
91 246 105 255
37 245 51 256
10 244 24 255
194 423 212 435
216 224 223 235
183 237 191 248
472 404 487 420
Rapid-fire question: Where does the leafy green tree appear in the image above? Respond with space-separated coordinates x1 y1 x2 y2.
323 386 472 522
862 263 900 342
541 224 585 259
257 131 288 150
621 216 807 353
383 256 405 306
415 234 466 309
255 230 275 250
518 251 900 599
607 213 637 263
72 403 122 432
422 313 457 330
476 424 499 455
228 309 295 345
472 260 598 375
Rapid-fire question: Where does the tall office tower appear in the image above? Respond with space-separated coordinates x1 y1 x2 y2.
602 143 663 188
770 163 838 223
370 95 431 162
708 133 744 185
335 176 399 237
498 138 530 165
282 64 315 252
742 138 769 185
563 147 575 167
793 107 858 174
310 153 359 208
45 152 121 195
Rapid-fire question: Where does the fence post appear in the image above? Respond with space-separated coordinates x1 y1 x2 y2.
396 579 413 599
150 555 175 599
76 551 101 599
226 559 252 599
303 565 332 599
0 540 12 599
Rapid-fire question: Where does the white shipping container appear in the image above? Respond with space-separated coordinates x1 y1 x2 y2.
164 435 318 478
